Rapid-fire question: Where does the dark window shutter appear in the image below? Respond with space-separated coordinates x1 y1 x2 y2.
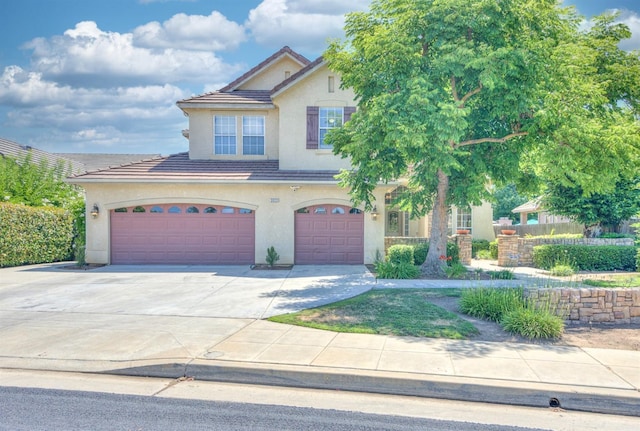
306 106 319 149
344 106 356 123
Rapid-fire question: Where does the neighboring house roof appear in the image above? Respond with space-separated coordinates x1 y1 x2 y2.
68 152 341 184
0 137 161 175
219 46 310 92
57 153 162 172
512 198 543 214
0 137 85 174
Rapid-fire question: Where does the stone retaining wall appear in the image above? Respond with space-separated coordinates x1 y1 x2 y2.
498 236 635 267
525 288 640 324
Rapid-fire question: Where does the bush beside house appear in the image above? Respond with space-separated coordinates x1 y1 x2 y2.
532 244 637 271
0 203 74 267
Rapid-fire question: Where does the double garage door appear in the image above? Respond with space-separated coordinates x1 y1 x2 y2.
110 204 255 265
110 203 364 265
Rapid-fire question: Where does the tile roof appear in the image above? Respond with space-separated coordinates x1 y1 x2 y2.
57 153 162 172
68 152 341 183
177 90 273 107
219 46 310 92
0 137 85 174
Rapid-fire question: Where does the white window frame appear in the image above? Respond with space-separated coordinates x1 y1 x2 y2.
214 116 237 155
319 107 343 149
242 116 265 155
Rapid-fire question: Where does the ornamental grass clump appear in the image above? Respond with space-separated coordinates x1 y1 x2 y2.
459 287 565 340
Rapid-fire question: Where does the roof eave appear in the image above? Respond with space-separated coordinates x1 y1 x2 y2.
177 102 275 110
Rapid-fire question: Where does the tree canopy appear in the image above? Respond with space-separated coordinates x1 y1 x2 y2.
324 0 640 275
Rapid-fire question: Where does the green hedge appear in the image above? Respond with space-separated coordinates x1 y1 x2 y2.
489 240 498 259
387 244 415 265
412 242 459 266
472 240 490 258
637 248 640 271
532 244 638 271
0 203 74 267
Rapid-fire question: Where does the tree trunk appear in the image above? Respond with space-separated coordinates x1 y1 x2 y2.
422 169 449 276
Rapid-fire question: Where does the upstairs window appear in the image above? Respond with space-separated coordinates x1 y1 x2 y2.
242 116 265 155
214 116 236 155
319 107 343 149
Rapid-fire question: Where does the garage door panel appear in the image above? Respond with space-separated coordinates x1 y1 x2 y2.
295 204 364 264
111 204 255 264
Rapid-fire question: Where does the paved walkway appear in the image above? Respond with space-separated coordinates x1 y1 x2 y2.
0 262 638 416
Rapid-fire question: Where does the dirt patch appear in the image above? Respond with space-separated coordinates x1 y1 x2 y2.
429 296 640 351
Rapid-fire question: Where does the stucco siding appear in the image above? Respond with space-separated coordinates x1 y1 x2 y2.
239 57 305 91
187 109 279 160
82 182 385 265
274 65 356 171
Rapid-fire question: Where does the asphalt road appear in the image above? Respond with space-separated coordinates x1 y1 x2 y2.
0 386 547 431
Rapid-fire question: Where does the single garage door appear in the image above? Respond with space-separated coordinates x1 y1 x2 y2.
111 204 255 264
295 204 364 264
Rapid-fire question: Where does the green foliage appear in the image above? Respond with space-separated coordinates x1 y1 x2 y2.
471 240 490 258
502 306 564 339
489 241 498 259
492 184 528 224
488 270 515 280
265 246 280 267
0 203 74 267
460 287 564 339
445 262 467 279
411 242 459 266
459 288 524 323
387 244 415 265
549 265 575 277
375 260 421 279
476 249 493 260
0 153 80 208
637 248 640 271
600 233 635 239
583 275 640 288
533 245 637 271
542 177 640 234
413 242 429 265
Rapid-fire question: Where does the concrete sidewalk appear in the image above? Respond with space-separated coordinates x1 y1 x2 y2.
0 262 638 416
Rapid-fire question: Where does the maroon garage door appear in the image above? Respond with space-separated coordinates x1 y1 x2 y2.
110 204 255 264
294 204 364 264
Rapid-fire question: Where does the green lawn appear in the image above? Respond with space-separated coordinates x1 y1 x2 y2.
268 288 479 339
582 275 640 288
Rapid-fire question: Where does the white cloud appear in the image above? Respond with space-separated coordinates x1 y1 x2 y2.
246 0 369 54
616 10 640 51
133 11 246 51
23 21 243 87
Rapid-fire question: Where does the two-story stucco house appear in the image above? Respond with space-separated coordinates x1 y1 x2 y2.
69 46 493 266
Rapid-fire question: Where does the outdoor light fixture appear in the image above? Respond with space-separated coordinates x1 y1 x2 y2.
90 204 99 219
371 205 379 221
290 185 301 192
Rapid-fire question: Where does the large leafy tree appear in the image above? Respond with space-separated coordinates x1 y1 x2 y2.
325 0 640 275
543 177 640 236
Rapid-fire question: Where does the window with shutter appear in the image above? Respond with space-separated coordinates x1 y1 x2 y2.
306 106 319 149
306 106 356 150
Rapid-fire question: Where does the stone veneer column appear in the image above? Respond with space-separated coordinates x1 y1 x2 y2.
497 234 520 267
455 234 472 265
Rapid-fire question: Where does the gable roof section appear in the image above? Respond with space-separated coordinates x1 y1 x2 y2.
219 46 310 92
270 56 325 98
68 152 340 184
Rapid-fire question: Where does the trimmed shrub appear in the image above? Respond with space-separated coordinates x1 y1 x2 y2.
411 241 459 266
375 261 421 279
387 244 414 265
549 264 575 277
489 240 498 259
413 242 429 265
532 245 637 271
472 239 490 258
0 203 74 267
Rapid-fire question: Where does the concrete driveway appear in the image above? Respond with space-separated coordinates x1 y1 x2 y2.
0 263 375 319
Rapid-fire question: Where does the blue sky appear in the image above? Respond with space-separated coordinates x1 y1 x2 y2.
0 0 638 155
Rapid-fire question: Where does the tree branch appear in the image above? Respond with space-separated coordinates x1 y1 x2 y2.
450 76 483 107
457 132 528 147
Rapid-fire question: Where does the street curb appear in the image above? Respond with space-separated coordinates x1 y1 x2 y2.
105 360 640 418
